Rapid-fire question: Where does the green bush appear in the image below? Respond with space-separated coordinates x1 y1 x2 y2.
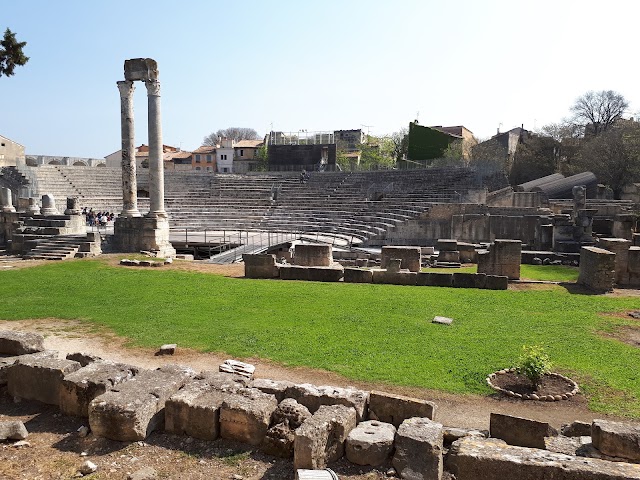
517 345 552 387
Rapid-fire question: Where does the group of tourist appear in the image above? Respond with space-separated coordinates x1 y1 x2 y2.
82 207 115 227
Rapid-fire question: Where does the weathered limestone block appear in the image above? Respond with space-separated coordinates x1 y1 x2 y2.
165 381 227 440
195 370 249 390
437 239 458 252
346 420 396 466
416 272 453 287
285 384 369 421
272 398 312 429
306 266 344 282
250 378 294 402
490 413 557 449
66 352 102 367
483 275 508 290
262 399 312 458
280 265 310 281
442 427 488 446
592 419 640 461
452 272 486 289
368 390 436 426
220 388 278 445
243 254 280 279
372 269 418 286
294 244 333 267
294 405 357 469
544 435 586 455
448 437 640 480
381 246 421 272
0 330 45 355
60 361 137 417
599 238 631 285
629 247 640 287
0 351 56 386
578 246 616 292
343 268 373 283
561 420 592 437
477 239 522 280
89 365 195 441
263 421 296 458
393 417 443 480
7 355 81 405
0 420 28 440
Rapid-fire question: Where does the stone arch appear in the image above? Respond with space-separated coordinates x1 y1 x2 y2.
48 159 62 165
73 160 88 167
25 157 38 167
96 162 106 167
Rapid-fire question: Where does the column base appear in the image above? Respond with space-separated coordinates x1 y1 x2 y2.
120 208 142 218
113 215 176 258
145 210 168 219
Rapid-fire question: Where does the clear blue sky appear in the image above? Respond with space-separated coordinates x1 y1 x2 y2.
2 0 638 158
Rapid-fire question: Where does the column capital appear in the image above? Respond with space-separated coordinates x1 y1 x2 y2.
144 79 161 96
117 80 135 97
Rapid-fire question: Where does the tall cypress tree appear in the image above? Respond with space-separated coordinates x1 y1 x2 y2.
0 28 29 77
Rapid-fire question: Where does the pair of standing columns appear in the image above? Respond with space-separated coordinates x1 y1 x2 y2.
117 79 166 218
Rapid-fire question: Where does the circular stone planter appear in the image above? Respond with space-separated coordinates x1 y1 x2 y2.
486 368 579 401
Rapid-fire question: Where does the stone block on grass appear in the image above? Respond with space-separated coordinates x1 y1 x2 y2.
279 265 310 281
343 268 373 284
0 331 44 355
368 390 436 426
88 365 195 441
484 275 509 290
7 355 81 405
417 272 453 287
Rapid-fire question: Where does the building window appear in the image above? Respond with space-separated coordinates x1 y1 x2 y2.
223 167 229 172
195 154 201 162
195 166 201 171
240 149 244 157
206 166 212 171
206 154 212 162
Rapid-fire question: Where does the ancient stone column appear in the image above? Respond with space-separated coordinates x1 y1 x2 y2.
1 187 16 213
145 79 166 218
26 197 40 215
41 194 59 216
117 80 140 218
64 197 80 215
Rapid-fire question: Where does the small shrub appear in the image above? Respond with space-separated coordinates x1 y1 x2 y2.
517 345 552 387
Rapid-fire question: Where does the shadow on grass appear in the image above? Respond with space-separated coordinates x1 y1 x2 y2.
559 282 603 295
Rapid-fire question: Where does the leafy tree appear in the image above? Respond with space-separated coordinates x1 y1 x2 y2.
509 135 559 185
388 127 408 162
572 120 640 198
203 127 258 146
0 28 29 78
570 90 628 136
254 144 268 171
359 137 396 170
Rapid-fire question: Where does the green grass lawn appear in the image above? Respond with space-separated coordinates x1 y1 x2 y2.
0 260 638 416
425 264 579 282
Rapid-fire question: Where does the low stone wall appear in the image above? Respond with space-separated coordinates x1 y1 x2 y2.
243 253 280 278
3 330 640 479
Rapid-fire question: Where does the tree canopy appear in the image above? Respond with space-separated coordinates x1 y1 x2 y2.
203 127 259 146
570 90 628 136
0 28 29 78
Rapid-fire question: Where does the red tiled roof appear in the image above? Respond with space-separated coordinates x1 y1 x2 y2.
234 140 263 148
192 145 217 154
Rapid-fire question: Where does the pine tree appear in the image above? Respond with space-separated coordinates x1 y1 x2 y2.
0 28 29 78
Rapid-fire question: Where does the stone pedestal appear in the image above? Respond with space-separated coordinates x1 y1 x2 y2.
26 198 40 215
64 197 80 216
578 246 616 292
381 246 421 272
477 239 521 280
40 194 59 216
1 188 16 213
599 238 631 285
113 215 176 258
294 244 333 266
